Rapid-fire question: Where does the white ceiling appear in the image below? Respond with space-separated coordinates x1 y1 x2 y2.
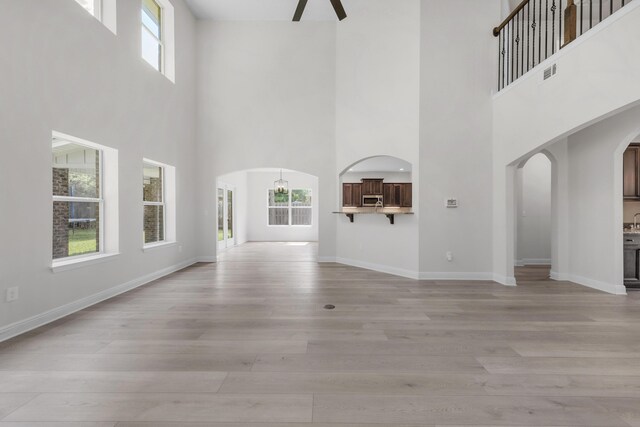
184 0 521 21
184 0 347 21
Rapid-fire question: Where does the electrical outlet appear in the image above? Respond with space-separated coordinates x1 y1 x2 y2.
446 252 453 262
5 287 19 303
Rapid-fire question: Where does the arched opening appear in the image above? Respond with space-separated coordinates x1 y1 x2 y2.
620 132 640 290
514 152 553 282
215 168 319 256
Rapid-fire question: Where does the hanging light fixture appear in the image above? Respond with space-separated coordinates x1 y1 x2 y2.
274 169 289 194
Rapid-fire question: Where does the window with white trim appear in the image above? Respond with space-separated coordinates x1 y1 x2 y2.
141 0 163 72
75 0 101 20
52 137 104 260
268 189 312 226
73 0 117 34
143 162 165 244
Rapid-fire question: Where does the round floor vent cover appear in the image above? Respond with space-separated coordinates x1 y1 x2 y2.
323 304 336 310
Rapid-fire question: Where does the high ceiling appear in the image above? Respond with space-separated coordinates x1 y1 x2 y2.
184 0 519 21
184 0 348 21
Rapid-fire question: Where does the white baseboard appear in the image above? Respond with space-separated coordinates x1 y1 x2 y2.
334 257 420 280
196 256 217 263
564 274 627 295
418 271 495 281
550 270 568 281
317 256 336 263
0 258 198 343
493 273 517 286
516 258 551 266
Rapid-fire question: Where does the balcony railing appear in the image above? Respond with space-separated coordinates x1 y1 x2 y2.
494 0 634 91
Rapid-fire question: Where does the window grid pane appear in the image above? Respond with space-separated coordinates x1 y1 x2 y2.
292 208 312 226
143 164 163 202
268 208 289 226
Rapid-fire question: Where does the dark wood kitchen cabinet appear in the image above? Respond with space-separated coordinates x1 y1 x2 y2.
383 183 412 207
624 144 640 199
361 179 383 196
342 183 362 207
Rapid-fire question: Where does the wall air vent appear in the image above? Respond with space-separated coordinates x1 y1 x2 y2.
543 64 557 81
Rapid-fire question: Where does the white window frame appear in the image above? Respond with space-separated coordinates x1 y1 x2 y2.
52 141 104 260
141 0 175 82
267 189 313 227
142 158 176 250
51 131 120 272
74 0 117 35
143 160 166 247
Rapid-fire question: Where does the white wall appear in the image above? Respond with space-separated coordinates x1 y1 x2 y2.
334 0 421 278
563 106 640 294
196 21 337 262
492 2 640 286
0 0 198 336
419 0 501 279
341 172 412 184
516 153 552 265
246 171 319 242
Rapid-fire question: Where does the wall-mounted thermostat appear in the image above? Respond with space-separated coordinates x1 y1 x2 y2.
445 198 458 208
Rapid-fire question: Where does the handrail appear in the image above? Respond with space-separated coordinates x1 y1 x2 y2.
493 0 531 36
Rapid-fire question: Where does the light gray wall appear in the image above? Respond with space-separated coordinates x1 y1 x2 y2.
516 153 552 265
334 0 421 277
419 0 500 278
196 20 337 261
0 0 198 331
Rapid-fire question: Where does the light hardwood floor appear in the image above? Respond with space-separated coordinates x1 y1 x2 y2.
1 242 640 426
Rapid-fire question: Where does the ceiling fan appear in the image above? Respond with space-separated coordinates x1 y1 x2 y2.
293 0 347 22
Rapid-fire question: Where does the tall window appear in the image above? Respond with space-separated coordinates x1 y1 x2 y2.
268 189 312 226
141 0 163 72
143 162 165 245
52 139 103 260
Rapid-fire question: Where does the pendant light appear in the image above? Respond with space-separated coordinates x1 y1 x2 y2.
274 169 289 194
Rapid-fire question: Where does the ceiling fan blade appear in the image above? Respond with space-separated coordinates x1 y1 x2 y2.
292 0 309 21
329 0 347 21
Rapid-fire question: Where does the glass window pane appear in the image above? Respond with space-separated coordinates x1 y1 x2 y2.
144 205 164 244
52 143 100 198
291 189 311 206
268 190 289 207
217 189 224 241
269 208 289 226
142 0 161 38
142 30 161 71
143 164 163 202
53 201 100 259
292 208 312 226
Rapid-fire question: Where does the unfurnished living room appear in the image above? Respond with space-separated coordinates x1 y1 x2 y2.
2 0 640 425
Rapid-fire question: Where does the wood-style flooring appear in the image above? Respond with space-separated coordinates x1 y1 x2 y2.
1 242 640 426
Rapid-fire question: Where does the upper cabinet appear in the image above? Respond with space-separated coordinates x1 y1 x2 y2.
624 144 640 199
383 183 412 207
342 183 362 207
361 179 384 195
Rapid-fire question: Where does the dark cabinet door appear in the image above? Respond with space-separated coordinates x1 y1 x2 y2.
342 183 353 207
371 180 383 195
353 183 362 207
383 184 396 207
624 145 640 199
361 179 383 195
400 183 412 207
624 247 640 286
343 183 362 207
